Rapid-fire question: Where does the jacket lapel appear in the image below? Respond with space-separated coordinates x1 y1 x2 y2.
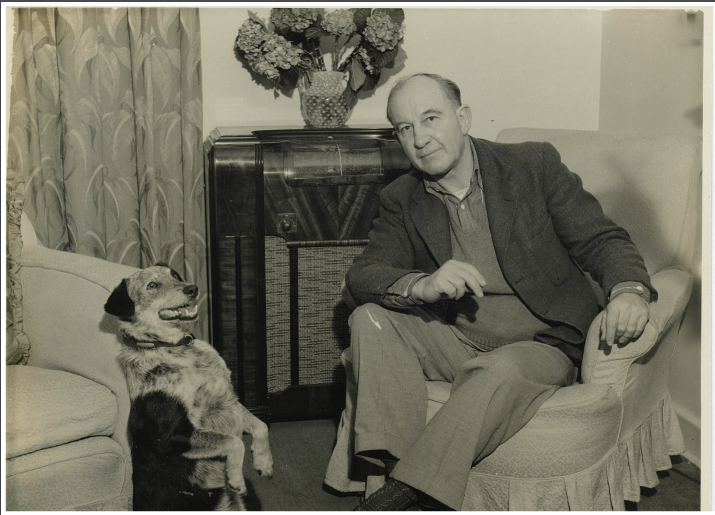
472 138 520 265
407 138 520 268
410 182 452 266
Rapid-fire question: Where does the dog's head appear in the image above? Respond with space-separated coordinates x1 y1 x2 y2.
104 263 199 343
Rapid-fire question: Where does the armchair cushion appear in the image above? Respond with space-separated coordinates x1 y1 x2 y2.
6 365 117 459
7 436 129 511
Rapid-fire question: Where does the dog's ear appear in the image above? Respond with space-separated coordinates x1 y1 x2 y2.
104 279 135 320
155 261 169 268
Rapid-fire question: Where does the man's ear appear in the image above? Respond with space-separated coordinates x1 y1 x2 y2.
457 104 472 135
104 279 135 320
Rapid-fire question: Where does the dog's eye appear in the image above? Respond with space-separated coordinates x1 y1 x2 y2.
171 272 180 281
147 282 158 290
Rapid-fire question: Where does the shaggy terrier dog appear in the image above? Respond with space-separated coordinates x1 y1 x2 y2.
105 264 273 511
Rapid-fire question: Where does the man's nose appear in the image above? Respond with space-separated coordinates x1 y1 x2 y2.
412 126 430 149
183 284 199 298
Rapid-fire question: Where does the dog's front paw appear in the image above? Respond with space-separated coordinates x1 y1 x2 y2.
252 449 273 479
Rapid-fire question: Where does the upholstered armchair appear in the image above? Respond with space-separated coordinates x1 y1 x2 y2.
6 177 138 511
324 129 701 510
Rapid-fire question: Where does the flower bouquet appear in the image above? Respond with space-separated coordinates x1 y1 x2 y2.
234 8 406 128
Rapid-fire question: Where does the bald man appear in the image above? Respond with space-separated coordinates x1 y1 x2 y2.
341 73 654 510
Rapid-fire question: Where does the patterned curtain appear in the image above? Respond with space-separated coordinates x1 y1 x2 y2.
8 7 209 338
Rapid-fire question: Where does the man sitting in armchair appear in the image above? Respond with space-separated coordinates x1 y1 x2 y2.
344 73 655 511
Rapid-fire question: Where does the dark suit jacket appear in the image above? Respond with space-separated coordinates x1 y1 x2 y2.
344 137 656 354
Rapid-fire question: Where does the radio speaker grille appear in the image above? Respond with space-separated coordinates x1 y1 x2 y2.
265 236 365 394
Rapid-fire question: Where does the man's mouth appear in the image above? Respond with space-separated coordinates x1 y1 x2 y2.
418 149 440 159
159 303 199 321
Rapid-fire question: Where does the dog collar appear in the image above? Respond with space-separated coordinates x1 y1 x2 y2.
122 333 194 349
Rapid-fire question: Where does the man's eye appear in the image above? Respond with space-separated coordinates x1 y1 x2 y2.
424 116 437 124
147 282 158 290
399 126 411 135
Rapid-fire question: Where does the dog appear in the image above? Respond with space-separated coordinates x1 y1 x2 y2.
104 263 273 511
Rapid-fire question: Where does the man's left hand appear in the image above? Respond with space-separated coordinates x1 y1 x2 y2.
600 292 650 346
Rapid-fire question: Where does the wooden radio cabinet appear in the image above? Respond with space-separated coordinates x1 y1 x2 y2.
204 127 412 422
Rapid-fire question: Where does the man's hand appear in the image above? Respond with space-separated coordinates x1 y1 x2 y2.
600 292 650 346
411 260 486 304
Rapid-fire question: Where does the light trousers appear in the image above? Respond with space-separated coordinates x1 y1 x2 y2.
347 303 575 509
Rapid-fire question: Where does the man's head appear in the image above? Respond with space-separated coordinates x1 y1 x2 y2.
386 73 472 179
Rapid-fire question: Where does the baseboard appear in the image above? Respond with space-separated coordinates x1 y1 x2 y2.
681 450 701 468
673 403 701 466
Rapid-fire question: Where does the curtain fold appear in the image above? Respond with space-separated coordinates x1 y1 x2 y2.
8 7 208 338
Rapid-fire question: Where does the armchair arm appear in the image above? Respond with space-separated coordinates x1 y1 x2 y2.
581 266 693 387
19 243 139 459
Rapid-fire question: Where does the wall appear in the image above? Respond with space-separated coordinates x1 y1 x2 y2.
199 7 603 141
600 9 705 466
199 7 706 463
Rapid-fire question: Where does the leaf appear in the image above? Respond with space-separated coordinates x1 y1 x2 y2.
115 46 131 71
11 31 33 84
182 98 203 132
278 66 301 90
353 8 372 32
57 8 84 53
115 240 140 266
374 44 398 69
360 72 379 93
68 128 89 176
158 7 179 45
103 8 127 44
84 163 104 210
247 10 267 29
305 26 330 40
74 26 98 84
31 10 50 50
99 47 121 105
151 46 180 112
76 96 102 127
104 181 121 223
66 212 78 251
158 112 182 171
80 230 106 259
180 8 200 41
33 44 59 108
111 110 135 166
349 59 366 92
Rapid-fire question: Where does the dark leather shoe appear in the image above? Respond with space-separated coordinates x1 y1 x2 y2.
353 479 418 511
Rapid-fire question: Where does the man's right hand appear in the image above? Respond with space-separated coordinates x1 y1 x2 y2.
411 260 486 304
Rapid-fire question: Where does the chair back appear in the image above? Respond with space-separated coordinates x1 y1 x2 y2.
496 128 701 442
495 129 701 277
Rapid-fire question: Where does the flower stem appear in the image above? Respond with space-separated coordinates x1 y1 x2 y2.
313 44 326 71
334 36 339 71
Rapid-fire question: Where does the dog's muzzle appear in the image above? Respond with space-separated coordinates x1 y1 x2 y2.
159 285 200 320
159 303 199 321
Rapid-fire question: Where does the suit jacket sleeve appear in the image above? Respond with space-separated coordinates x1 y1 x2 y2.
539 142 657 302
343 184 424 309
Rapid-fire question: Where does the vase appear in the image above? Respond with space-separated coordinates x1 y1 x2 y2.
299 71 354 129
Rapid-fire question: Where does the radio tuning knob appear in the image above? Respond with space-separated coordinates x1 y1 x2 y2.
280 218 293 232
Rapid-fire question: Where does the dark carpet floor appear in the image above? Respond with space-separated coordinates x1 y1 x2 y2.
242 418 701 511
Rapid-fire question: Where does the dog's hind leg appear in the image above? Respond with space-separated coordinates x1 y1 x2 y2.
241 405 274 478
182 430 247 495
216 490 247 511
